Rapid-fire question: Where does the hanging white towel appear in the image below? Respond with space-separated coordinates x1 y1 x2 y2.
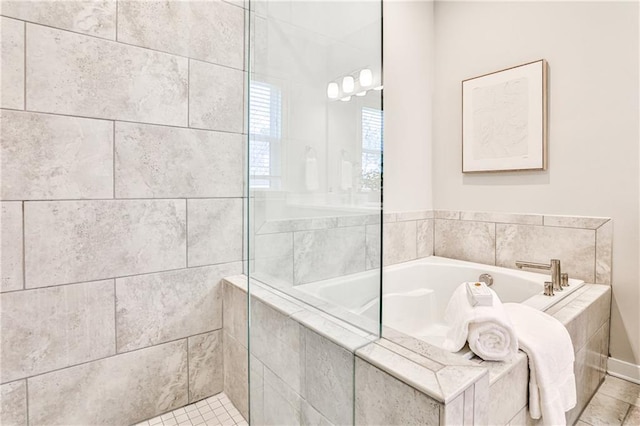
504 303 576 426
340 159 352 190
305 157 319 191
442 283 518 361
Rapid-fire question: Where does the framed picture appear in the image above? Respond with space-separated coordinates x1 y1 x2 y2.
462 59 548 173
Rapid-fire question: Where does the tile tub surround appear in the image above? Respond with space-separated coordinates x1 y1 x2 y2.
432 210 612 285
0 2 246 425
221 274 610 425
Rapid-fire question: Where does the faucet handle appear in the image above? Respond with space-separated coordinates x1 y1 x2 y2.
544 281 554 296
561 273 569 287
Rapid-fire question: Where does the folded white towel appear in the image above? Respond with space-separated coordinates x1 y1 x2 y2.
305 157 319 191
504 303 576 426
442 283 518 361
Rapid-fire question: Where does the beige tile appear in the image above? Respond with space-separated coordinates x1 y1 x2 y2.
222 280 248 348
304 329 354 425
599 376 640 407
249 298 305 394
0 380 26 426
262 367 301 425
496 224 596 282
365 224 381 270
1 110 113 200
543 215 610 229
189 59 244 133
115 123 243 198
0 280 115 383
488 355 528 426
460 211 543 225
417 219 434 258
1 0 116 39
253 232 294 285
26 24 187 125
580 392 630 426
293 226 366 284
301 399 333 426
248 355 265 425
595 221 613 284
434 210 460 219
383 220 417 265
116 262 241 352
434 219 496 265
117 0 243 69
223 332 248 419
188 330 223 403
187 199 243 267
624 406 640 426
1 202 22 292
1 17 24 109
472 372 490 426
440 393 463 425
395 210 433 221
354 357 441 425
24 200 186 288
28 340 188 426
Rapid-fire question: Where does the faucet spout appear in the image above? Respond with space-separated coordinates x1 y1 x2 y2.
515 259 563 292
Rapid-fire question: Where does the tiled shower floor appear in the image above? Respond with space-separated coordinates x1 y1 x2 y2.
135 393 247 426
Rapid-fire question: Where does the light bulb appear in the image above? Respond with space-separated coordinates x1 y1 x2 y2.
340 96 351 102
342 76 355 93
373 85 383 91
355 91 367 97
327 82 339 99
359 69 373 87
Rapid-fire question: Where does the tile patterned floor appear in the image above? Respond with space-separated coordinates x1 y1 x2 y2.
578 375 640 426
135 393 247 426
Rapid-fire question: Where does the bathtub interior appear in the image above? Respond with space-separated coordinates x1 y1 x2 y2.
296 256 585 349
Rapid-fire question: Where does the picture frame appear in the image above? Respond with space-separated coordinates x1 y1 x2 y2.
462 59 548 173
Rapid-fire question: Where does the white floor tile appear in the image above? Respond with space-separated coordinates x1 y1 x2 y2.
138 393 245 426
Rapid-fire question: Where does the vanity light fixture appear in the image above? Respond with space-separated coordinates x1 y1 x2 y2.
340 96 352 102
359 68 373 87
327 82 339 99
373 85 383 91
342 76 355 93
355 91 367 97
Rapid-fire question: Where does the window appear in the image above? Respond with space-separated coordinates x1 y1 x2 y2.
250 81 282 189
361 107 383 191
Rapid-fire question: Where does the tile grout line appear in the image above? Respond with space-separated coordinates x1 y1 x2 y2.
23 20 26 110
2 16 246 73
21 201 26 289
0 107 247 137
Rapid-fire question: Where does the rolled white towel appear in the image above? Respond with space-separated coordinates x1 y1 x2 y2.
443 282 518 361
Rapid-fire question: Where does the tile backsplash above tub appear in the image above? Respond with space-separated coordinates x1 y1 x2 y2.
433 210 612 285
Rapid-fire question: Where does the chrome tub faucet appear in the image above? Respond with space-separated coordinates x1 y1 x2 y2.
515 259 570 296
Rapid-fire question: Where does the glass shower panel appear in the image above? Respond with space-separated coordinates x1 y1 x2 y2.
248 1 383 335
247 1 382 424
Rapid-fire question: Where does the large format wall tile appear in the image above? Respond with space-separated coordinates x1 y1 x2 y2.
1 110 113 200
115 262 241 352
253 232 294 285
1 0 116 39
188 330 223 403
0 380 26 426
0 280 115 383
187 199 243 267
115 122 243 198
383 221 417 265
355 357 441 425
304 328 354 425
117 0 244 69
595 221 613 284
1 17 24 109
434 219 496 265
263 367 302 425
293 226 366 284
24 200 186 288
26 24 188 126
417 219 434 258
189 59 244 133
223 331 248 419
1 202 22 292
223 279 248 348
496 224 596 282
28 340 188 426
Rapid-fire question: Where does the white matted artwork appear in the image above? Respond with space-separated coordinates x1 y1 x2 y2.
462 59 548 173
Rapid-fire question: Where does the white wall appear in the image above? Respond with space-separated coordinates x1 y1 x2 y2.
383 0 435 212
432 1 640 365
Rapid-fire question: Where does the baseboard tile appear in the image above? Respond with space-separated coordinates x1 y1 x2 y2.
608 357 640 385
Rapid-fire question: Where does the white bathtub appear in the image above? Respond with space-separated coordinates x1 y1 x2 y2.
297 256 584 348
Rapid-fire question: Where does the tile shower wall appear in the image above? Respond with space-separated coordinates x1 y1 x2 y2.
0 2 245 425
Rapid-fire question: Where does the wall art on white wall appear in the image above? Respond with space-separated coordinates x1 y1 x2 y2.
462 59 548 172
